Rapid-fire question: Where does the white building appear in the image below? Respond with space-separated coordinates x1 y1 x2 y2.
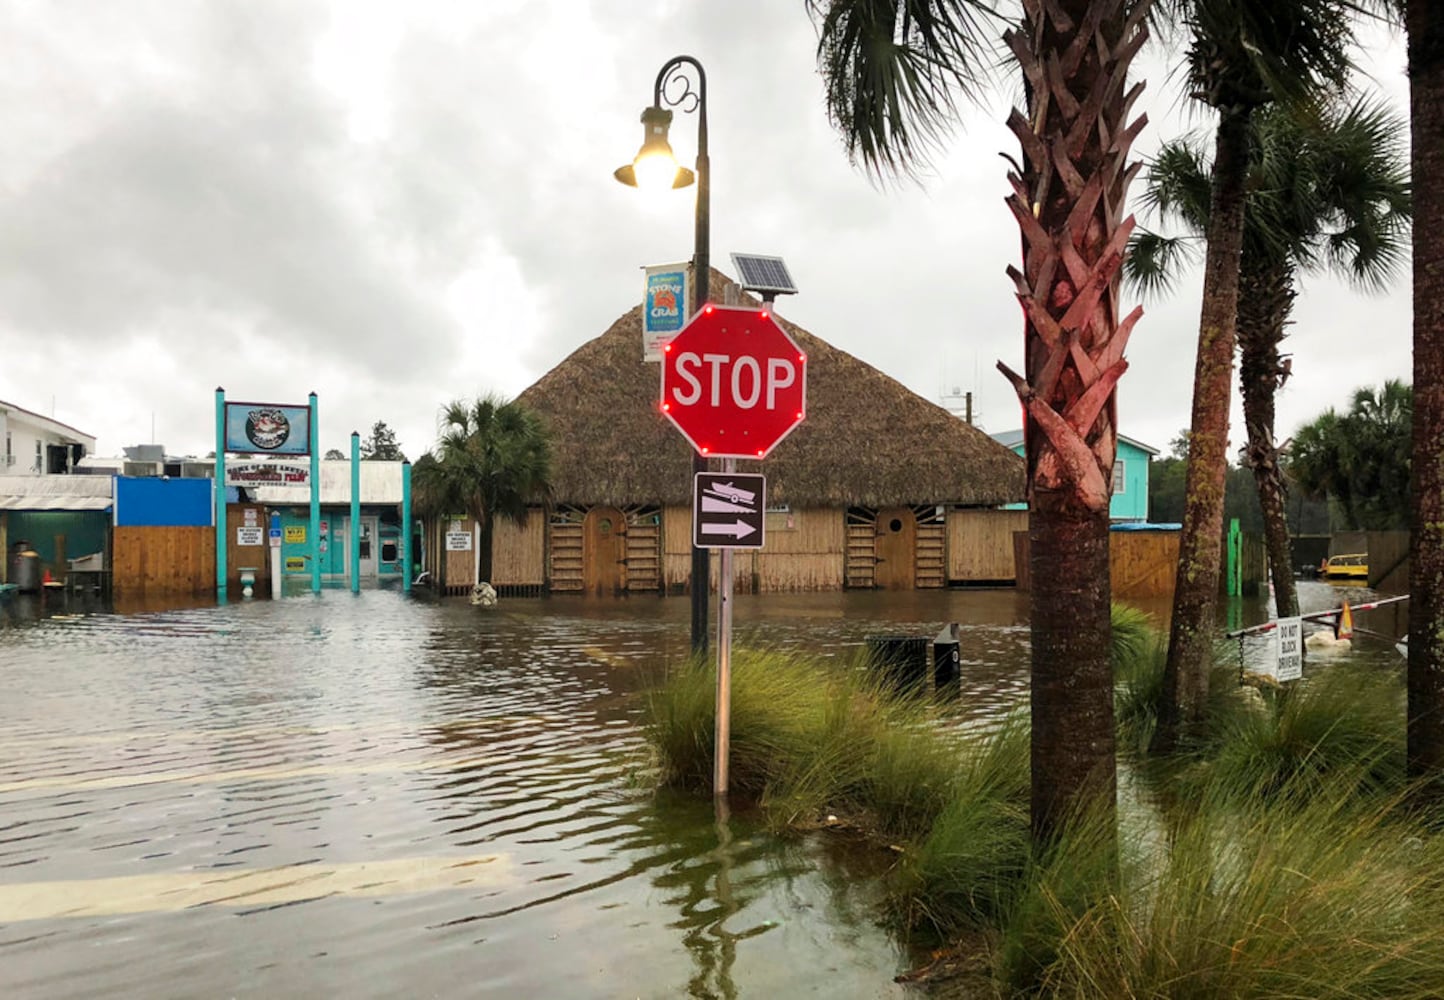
0 399 97 475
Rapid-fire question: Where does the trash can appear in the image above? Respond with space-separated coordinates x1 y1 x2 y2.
10 543 40 593
933 623 961 686
865 634 930 690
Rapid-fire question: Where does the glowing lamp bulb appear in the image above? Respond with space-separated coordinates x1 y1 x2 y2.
632 149 680 191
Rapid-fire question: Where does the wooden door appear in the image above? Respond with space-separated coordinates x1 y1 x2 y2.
874 506 917 590
583 507 627 596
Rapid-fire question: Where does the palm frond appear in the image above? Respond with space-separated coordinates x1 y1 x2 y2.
1124 229 1201 299
807 0 997 179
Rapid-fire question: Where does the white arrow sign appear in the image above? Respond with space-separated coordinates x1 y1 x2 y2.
701 520 757 539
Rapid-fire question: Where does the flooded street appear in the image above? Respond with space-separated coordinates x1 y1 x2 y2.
0 582 1401 998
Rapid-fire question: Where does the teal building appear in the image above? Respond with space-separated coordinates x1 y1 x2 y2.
990 430 1158 522
247 460 411 585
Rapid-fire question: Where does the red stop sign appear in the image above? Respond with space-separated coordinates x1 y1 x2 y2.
659 304 807 459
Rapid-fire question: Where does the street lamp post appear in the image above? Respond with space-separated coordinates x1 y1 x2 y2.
616 55 711 655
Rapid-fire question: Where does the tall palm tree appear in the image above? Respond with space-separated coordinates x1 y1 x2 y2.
1127 98 1411 618
412 395 552 585
1404 0 1444 790
1157 0 1356 743
809 0 1151 839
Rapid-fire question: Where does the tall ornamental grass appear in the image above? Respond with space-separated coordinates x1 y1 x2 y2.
644 648 960 836
642 611 1444 996
1036 776 1444 998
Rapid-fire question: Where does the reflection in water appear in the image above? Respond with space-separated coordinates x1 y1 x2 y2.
0 581 1406 998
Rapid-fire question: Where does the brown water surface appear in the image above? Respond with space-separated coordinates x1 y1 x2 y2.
0 580 1402 998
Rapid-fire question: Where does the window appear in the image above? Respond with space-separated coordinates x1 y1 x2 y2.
35 440 43 472
4 431 10 466
1112 459 1126 495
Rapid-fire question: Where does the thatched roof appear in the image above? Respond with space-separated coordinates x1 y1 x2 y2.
518 272 1025 508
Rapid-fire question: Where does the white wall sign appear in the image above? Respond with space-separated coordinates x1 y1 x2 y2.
445 530 473 552
1276 616 1303 681
236 526 264 547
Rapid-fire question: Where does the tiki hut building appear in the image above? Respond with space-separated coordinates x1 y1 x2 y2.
471 274 1026 595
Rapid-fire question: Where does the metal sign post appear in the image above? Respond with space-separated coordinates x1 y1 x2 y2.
716 460 735 796
693 470 766 798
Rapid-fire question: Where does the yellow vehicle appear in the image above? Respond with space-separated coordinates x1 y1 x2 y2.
1320 553 1368 581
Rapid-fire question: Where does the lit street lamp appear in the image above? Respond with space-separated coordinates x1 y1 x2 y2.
616 55 711 655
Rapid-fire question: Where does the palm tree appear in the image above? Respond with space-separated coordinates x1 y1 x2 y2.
1156 0 1357 743
1404 0 1444 790
1291 381 1413 531
1127 98 1411 619
411 395 552 585
809 0 1151 839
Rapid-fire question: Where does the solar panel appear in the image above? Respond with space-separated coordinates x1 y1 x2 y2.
730 253 798 297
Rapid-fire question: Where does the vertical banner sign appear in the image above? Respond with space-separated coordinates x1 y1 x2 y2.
1276 616 1303 681
642 262 691 362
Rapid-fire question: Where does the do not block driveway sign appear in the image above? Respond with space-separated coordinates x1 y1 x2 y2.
693 473 766 549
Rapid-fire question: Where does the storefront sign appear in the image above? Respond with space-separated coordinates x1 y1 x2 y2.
284 525 306 543
445 530 473 552
224 403 311 456
236 526 264 546
225 462 310 487
643 263 691 362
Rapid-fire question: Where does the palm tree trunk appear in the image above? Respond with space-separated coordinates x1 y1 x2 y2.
1237 255 1299 619
479 517 495 584
1407 0 1444 788
1160 108 1251 747
999 0 1148 839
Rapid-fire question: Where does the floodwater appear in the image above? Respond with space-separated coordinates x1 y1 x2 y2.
0 581 1403 999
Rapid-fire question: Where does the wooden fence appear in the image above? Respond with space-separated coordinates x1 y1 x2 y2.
112 526 215 597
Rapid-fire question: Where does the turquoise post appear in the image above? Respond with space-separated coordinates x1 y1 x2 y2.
215 387 227 600
350 431 361 593
1227 517 1242 597
309 393 320 594
402 460 413 593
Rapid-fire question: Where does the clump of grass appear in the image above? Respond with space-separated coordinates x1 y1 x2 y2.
644 648 959 835
1190 663 1406 802
890 717 1031 934
1036 775 1444 997
1112 603 1170 752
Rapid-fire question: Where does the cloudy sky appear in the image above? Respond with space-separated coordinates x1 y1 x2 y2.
0 1 1413 464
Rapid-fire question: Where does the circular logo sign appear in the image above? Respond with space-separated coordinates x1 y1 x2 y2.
245 408 291 450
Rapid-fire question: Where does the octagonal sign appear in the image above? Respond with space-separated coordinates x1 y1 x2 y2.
659 304 807 459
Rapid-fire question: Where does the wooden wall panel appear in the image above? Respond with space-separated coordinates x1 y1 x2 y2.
491 513 545 586
663 504 695 593
1014 528 1181 601
1112 531 1180 600
113 526 215 596
948 509 1028 582
751 508 844 592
